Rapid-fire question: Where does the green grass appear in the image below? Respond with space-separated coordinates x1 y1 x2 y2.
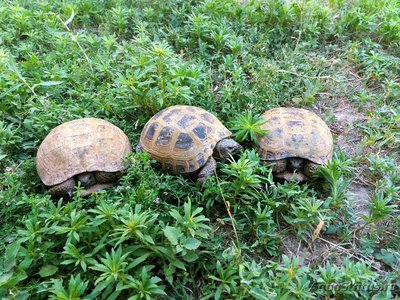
1 0 399 299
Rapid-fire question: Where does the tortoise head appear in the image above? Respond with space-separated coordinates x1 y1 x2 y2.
76 172 96 187
287 157 305 172
214 138 242 160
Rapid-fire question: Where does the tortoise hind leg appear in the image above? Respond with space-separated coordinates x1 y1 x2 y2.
47 178 76 197
197 157 217 184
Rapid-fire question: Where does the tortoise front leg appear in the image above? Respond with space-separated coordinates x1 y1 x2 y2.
197 156 217 184
303 161 319 178
136 142 143 153
275 171 309 182
271 158 287 173
47 177 76 197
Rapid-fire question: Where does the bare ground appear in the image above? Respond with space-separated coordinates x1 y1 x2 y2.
324 65 374 223
280 64 378 266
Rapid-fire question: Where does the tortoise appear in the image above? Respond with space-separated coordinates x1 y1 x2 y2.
257 107 333 182
136 105 242 183
36 118 132 197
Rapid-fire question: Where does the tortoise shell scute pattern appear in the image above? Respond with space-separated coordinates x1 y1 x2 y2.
139 105 231 174
257 108 333 165
36 118 132 186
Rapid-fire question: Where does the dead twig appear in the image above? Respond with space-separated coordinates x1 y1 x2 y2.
275 69 340 81
295 240 302 257
56 13 93 71
317 237 384 273
214 172 241 256
293 2 302 54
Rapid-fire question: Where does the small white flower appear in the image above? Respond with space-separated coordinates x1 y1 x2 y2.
6 237 15 243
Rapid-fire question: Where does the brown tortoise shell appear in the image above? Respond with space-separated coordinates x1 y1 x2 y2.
36 118 132 186
258 108 333 165
139 105 232 174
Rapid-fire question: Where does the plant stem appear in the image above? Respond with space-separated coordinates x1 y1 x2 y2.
214 172 241 257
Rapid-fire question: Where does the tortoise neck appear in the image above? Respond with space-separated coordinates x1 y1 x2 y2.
213 141 223 159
